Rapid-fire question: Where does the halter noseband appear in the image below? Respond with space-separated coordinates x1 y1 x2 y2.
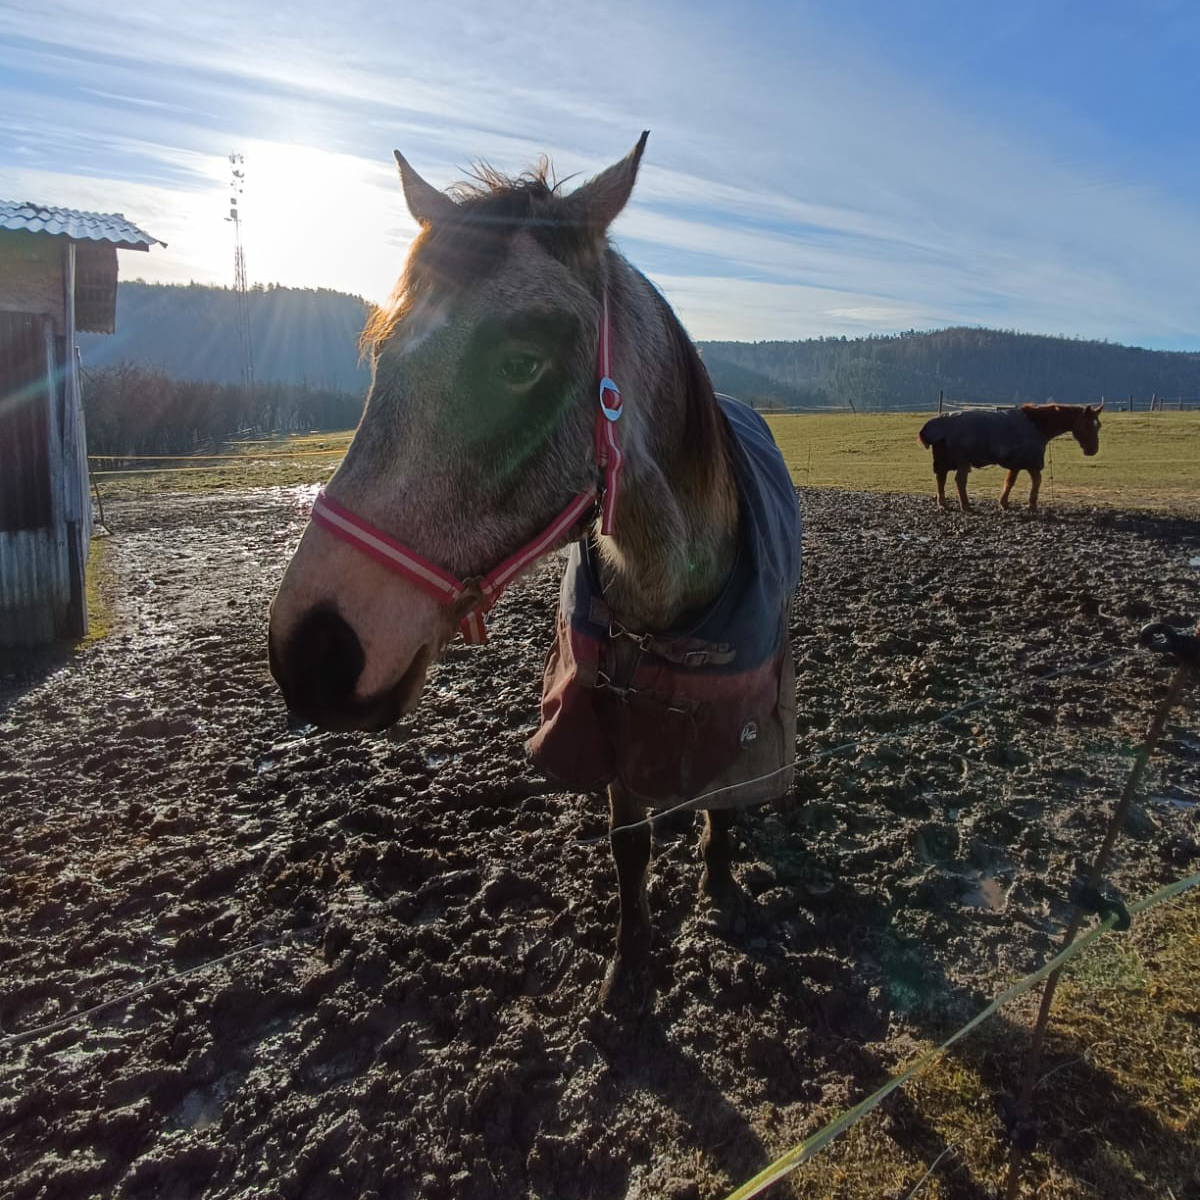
310 290 623 644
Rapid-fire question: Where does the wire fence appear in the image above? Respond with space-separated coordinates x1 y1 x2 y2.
87 447 344 478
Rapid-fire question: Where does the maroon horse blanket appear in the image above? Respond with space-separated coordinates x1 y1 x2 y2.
526 397 803 809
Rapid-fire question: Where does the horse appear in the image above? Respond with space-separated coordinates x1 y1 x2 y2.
267 134 803 1011
918 402 1103 513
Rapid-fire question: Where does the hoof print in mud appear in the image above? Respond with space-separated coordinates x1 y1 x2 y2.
5 487 1197 1200
2 117 1197 1200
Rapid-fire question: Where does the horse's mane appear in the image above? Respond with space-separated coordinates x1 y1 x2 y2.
646 281 733 487
1021 403 1093 434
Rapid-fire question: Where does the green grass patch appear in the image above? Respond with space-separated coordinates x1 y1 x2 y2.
80 533 116 646
91 414 1198 512
766 410 1200 512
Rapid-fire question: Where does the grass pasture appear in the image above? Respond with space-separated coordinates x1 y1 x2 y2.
89 431 348 500
91 412 1200 513
766 410 1200 512
773 891 1200 1199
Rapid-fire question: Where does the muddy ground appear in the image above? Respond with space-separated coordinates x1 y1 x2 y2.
1 487 1198 1200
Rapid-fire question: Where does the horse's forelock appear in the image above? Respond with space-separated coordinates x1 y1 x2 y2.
361 162 592 355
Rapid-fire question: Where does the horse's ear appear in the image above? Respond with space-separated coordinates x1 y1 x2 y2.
562 131 650 235
394 151 457 226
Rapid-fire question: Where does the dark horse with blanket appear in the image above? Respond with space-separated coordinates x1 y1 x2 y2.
268 134 803 1011
919 403 1102 513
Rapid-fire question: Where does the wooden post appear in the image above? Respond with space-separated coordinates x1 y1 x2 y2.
938 389 944 413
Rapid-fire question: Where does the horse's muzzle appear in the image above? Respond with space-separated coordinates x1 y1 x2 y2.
268 605 429 731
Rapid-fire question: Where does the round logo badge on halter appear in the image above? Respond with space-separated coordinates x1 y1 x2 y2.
599 377 623 422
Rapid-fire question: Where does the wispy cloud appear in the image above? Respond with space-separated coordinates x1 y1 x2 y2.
1 0 1197 348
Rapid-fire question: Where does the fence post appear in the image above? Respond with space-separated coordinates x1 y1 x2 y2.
938 390 944 414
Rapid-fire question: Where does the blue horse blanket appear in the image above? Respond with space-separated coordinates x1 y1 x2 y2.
527 396 803 809
919 408 1049 473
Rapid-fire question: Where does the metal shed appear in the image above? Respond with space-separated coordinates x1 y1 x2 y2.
0 201 163 649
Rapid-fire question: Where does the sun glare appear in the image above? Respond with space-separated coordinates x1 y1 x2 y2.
232 140 413 303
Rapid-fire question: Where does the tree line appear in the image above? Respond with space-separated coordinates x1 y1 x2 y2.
699 326 1200 411
81 363 363 457
78 282 1200 421
78 281 373 393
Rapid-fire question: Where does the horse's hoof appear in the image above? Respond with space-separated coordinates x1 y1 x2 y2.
599 954 653 1015
698 873 756 936
699 864 733 902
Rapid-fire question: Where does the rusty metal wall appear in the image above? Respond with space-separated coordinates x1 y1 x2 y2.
0 309 71 648
0 311 53 531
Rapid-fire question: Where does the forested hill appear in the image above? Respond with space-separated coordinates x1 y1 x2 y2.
78 281 373 392
700 329 1200 410
82 281 1199 410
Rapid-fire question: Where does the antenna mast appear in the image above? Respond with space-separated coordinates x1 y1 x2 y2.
226 153 255 393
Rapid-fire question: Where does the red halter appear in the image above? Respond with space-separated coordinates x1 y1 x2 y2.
310 291 623 644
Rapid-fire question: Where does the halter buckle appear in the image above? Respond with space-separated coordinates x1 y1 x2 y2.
454 577 487 616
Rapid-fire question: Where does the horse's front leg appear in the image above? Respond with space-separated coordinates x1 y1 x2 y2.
999 468 1018 510
600 782 653 1012
699 808 734 899
1028 468 1042 514
934 470 949 509
955 467 972 511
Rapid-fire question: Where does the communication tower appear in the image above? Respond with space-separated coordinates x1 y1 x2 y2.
225 153 255 392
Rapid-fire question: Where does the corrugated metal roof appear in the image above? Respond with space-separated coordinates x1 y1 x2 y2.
0 200 165 250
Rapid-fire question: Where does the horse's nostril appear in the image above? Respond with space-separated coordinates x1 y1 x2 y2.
278 607 365 717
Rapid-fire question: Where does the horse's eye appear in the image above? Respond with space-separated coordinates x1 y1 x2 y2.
498 353 542 386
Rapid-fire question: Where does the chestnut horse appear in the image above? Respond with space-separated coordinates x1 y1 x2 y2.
268 135 803 1010
918 402 1102 513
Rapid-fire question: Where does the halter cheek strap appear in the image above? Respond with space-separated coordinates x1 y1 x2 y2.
309 291 623 645
595 287 622 535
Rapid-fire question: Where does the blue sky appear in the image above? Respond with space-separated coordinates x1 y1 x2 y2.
2 0 1198 348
